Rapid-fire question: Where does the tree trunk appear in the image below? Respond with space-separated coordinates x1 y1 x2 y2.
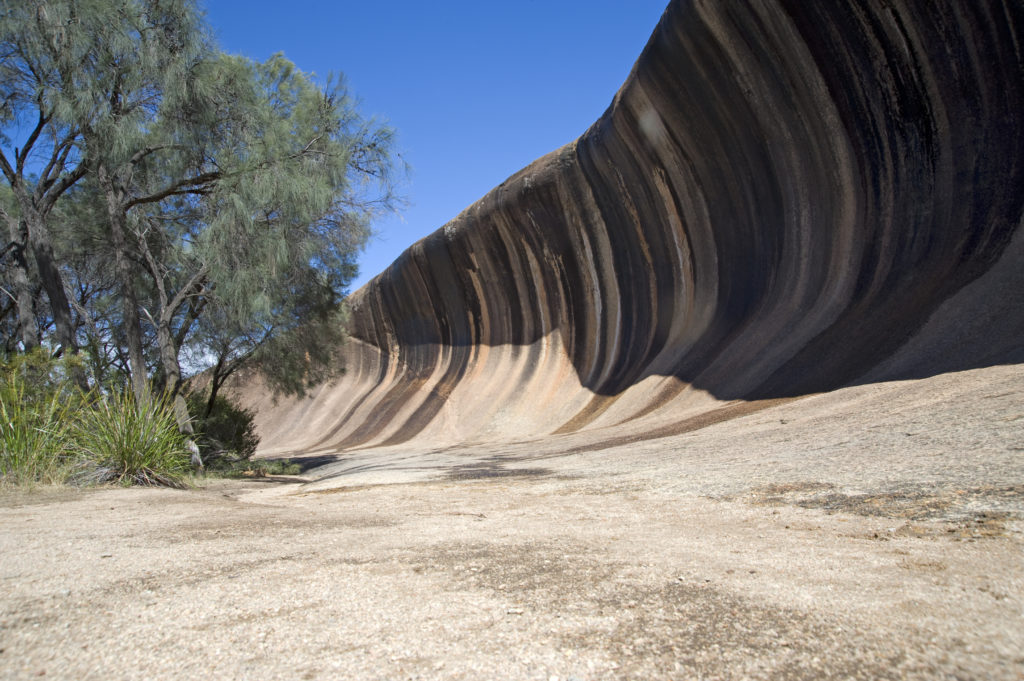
8 196 90 389
3 146 87 386
156 316 196 434
204 351 245 419
156 310 185 398
5 215 40 351
98 165 150 405
205 357 227 419
23 206 75 355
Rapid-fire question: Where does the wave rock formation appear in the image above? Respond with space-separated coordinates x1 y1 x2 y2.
250 0 1024 455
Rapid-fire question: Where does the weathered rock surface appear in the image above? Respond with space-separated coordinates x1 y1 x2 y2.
249 0 1024 454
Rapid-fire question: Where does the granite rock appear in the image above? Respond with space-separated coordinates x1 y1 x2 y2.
249 0 1024 454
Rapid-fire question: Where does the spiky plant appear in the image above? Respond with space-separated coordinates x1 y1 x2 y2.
0 372 81 485
73 392 191 488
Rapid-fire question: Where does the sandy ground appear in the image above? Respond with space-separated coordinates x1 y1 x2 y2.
1 364 1023 680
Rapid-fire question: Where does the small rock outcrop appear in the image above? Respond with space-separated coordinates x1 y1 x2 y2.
249 0 1024 454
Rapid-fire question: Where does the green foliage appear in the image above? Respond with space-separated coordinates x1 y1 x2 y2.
0 352 196 488
1 348 86 400
2 0 399 423
256 459 301 476
72 391 191 488
0 363 83 486
186 392 260 465
209 458 301 478
180 56 390 398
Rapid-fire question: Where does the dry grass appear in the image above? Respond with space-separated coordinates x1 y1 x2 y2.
737 482 1023 538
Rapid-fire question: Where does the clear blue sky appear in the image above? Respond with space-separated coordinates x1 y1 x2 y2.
201 1 669 292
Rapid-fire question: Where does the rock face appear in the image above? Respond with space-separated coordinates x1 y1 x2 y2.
250 0 1024 454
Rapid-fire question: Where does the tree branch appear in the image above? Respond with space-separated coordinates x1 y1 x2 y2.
0 284 17 305
164 265 209 324
174 293 208 350
65 281 101 350
16 108 49 174
294 134 323 157
129 144 176 166
123 170 222 209
0 241 16 262
38 131 77 192
138 228 169 311
140 305 157 329
0 148 17 186
38 161 88 212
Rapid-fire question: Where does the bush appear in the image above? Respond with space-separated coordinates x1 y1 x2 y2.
73 391 192 488
222 458 301 478
1 348 86 406
186 392 260 467
0 369 83 485
1 351 259 488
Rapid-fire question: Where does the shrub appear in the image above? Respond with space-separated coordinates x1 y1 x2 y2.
225 458 301 478
0 369 83 485
1 348 85 404
73 391 192 488
186 392 260 467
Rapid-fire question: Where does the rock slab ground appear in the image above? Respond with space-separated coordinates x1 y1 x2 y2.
2 364 1022 680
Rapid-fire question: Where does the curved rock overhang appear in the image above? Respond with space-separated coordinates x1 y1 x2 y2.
249 0 1024 454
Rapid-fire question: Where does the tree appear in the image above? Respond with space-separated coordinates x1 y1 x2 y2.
68 0 209 403
0 185 37 353
174 55 389 400
93 50 395 436
0 0 92 363
0 0 399 463
0 0 209 393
